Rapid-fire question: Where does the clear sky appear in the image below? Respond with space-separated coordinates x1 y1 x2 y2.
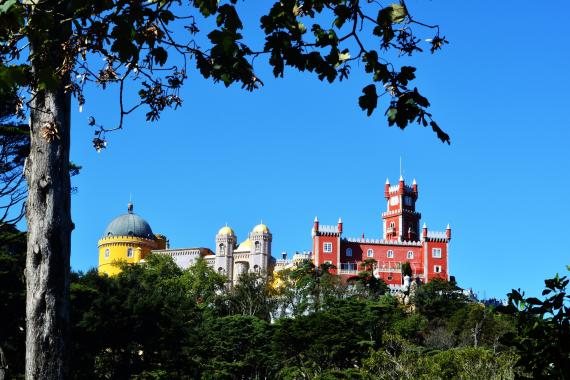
42 1 570 299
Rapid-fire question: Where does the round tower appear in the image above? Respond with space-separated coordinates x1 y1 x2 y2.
98 203 159 276
215 225 236 280
249 223 272 273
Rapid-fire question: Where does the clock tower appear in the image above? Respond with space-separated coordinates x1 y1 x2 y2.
382 176 421 241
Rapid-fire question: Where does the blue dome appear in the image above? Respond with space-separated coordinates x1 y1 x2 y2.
102 203 155 240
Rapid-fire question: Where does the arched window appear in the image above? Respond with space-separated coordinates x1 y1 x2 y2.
407 251 414 259
390 221 395 228
254 241 261 253
367 249 374 258
127 247 133 258
346 248 353 257
104 248 110 258
218 267 224 274
219 243 225 254
254 265 260 272
387 250 394 258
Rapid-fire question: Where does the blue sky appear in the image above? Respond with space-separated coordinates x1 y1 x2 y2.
47 1 570 299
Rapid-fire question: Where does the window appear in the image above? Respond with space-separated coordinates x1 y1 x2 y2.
219 243 225 254
254 241 260 253
387 250 394 258
432 248 442 258
218 267 224 274
390 222 395 228
127 247 133 258
104 249 110 258
407 251 414 259
253 265 260 272
434 265 442 273
404 196 413 206
346 248 353 257
367 249 374 258
387 275 393 281
323 242 333 253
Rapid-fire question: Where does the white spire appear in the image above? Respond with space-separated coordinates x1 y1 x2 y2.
412 178 417 185
338 217 342 223
399 174 404 181
446 223 451 229
386 178 390 184
314 216 318 222
423 222 427 229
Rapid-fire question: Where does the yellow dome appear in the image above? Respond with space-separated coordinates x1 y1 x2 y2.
218 226 234 236
235 239 251 252
253 223 270 233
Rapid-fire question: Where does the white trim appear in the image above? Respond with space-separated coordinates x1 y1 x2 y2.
323 242 333 253
432 248 442 258
407 250 413 260
423 243 428 282
387 249 394 258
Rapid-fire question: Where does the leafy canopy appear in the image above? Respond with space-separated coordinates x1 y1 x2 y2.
0 0 450 151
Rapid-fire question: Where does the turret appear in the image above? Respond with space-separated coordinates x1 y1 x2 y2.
337 217 343 234
398 175 405 194
412 178 418 194
313 216 319 237
422 223 428 240
446 224 451 240
384 178 390 199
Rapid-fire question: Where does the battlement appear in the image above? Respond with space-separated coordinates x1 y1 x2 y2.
343 237 422 247
316 225 340 235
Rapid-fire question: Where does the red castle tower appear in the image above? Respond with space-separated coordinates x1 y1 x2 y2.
312 176 451 289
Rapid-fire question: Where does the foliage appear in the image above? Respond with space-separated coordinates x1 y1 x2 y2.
503 269 570 379
0 224 26 378
413 277 469 321
347 258 390 299
8 226 570 378
0 0 450 147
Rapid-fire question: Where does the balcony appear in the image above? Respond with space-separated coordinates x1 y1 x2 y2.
339 262 358 275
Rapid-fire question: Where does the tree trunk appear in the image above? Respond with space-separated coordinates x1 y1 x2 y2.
24 3 73 378
0 345 6 380
25 70 72 380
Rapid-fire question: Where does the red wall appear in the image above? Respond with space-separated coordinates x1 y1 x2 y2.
425 241 448 281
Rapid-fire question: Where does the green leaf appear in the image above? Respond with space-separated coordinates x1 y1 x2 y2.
389 4 407 23
0 0 17 14
358 85 378 117
430 121 450 145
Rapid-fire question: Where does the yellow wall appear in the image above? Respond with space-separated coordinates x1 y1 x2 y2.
98 236 159 276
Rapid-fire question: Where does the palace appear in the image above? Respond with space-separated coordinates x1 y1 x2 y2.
311 176 450 289
98 175 451 289
97 204 275 283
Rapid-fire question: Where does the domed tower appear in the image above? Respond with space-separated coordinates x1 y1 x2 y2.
98 203 161 276
215 225 236 281
248 223 272 273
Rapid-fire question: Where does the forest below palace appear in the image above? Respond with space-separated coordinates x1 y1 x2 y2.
0 224 568 380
